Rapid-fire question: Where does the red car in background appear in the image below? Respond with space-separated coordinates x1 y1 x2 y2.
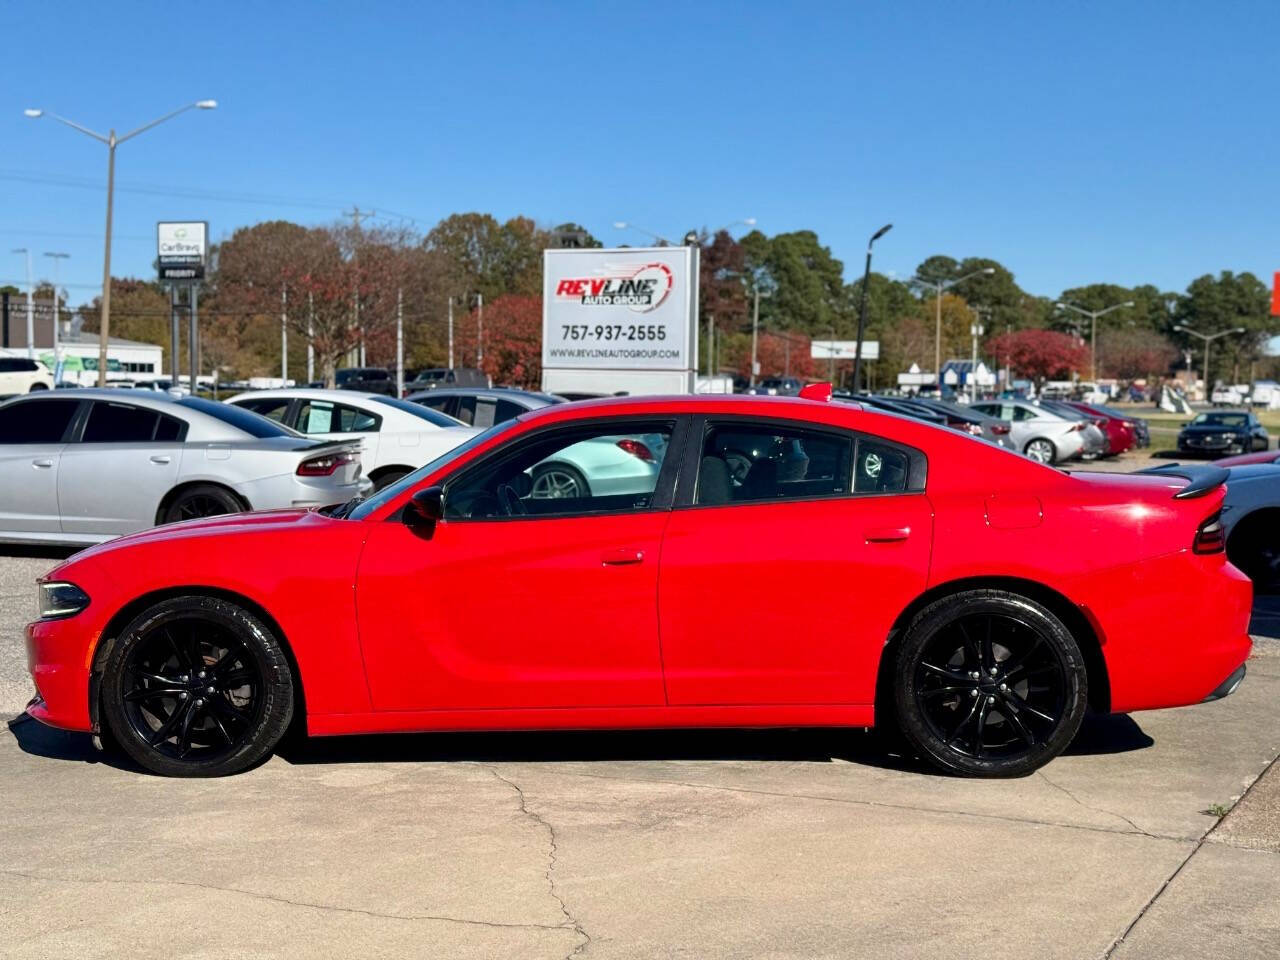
25 390 1251 780
1062 401 1137 455
1214 449 1280 467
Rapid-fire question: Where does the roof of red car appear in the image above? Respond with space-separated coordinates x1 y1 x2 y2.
523 393 865 424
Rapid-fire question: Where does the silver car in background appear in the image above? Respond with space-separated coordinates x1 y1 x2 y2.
0 390 365 546
969 399 1094 464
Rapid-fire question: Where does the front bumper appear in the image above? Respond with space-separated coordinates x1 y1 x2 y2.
24 615 95 733
1179 434 1243 452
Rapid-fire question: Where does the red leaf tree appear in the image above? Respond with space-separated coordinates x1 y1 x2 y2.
985 329 1088 385
453 294 543 389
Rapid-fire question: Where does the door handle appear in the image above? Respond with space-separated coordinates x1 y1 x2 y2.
601 547 645 565
865 526 910 543
31 459 53 469
149 455 172 464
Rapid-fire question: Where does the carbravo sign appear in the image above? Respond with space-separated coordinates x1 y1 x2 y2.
157 221 208 281
542 246 699 395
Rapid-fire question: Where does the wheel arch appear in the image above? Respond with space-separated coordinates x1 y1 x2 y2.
88 585 306 740
874 575 1110 727
155 481 251 526
367 464 414 485
1225 505 1280 563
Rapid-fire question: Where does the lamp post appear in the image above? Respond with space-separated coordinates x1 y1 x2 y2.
852 223 892 392
614 218 756 247
969 316 985 403
1175 324 1246 399
910 267 995 388
43 252 69 372
613 222 677 246
10 248 33 359
1054 300 1135 382
24 100 217 385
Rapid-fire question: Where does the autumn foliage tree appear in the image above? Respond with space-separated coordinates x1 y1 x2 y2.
1097 328 1178 382
453 295 543 388
985 329 1088 385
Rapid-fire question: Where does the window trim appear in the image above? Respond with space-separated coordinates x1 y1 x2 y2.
673 414 927 510
75 399 191 444
0 397 85 444
436 415 689 523
294 398 383 435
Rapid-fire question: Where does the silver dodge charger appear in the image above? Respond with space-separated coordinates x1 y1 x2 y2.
0 390 365 547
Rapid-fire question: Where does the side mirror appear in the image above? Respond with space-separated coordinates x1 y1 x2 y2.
404 486 444 536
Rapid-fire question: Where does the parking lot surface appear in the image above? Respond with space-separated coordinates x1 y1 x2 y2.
2 548 1278 959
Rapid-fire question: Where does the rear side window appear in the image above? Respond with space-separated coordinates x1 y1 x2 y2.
0 358 38 373
855 439 911 493
415 395 454 415
82 401 160 442
697 422 853 505
0 399 79 443
177 396 296 438
236 397 292 423
297 400 380 434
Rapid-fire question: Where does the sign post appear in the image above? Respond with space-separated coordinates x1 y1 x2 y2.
157 222 207 394
542 246 699 396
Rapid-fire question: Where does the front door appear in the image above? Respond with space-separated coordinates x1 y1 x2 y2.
658 417 933 705
355 416 684 711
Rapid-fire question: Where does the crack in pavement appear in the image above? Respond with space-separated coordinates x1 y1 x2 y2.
1036 770 1161 839
484 765 592 959
541 767 1191 843
0 867 573 937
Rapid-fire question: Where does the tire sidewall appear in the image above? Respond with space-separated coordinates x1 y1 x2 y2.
100 595 294 777
163 485 241 525
893 590 1088 778
1025 439 1055 463
531 462 590 498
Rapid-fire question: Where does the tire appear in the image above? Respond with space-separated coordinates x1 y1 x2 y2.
372 468 411 492
28 382 49 392
162 484 243 525
530 462 590 499
100 595 294 777
892 589 1088 777
1227 517 1280 594
1024 438 1057 464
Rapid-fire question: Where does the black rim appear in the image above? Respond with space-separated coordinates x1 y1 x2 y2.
913 613 1068 761
120 617 263 763
176 494 232 521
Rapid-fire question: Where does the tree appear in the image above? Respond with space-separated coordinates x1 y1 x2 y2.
740 229 848 336
452 294 542 388
913 255 1036 333
78 279 174 373
743 331 816 380
984 329 1089 385
1053 283 1175 336
548 223 602 248
1174 271 1273 384
700 230 748 338
1097 328 1178 382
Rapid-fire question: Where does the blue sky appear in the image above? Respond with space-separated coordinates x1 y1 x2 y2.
4 1 1277 307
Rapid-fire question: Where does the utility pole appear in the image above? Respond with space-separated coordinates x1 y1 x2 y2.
281 286 289 383
911 267 995 388
970 313 985 403
169 285 180 383
1055 300 1135 382
11 249 33 358
396 287 404 398
189 285 199 395
476 292 484 365
1175 324 1246 399
706 313 714 376
828 326 836 383
306 291 315 383
343 206 375 368
447 296 455 369
750 286 761 387
43 251 69 372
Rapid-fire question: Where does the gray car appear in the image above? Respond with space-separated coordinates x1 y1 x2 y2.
1214 462 1280 592
406 386 564 427
969 400 1094 464
0 390 365 546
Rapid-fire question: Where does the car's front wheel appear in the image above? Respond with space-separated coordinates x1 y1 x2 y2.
100 596 294 777
893 589 1088 777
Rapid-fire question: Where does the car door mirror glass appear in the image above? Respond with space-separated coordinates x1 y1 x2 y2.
404 485 445 536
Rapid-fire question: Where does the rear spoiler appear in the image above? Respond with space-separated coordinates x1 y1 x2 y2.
1136 462 1229 500
301 438 360 453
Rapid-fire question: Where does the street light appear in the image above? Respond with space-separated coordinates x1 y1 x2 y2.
25 100 217 385
43 252 69 372
852 223 892 392
10 249 33 359
1174 324 1247 399
614 218 756 247
910 267 995 386
613 222 677 246
1054 300 1135 382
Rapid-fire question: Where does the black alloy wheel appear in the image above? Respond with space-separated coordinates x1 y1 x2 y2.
893 590 1087 777
101 596 294 777
162 484 243 525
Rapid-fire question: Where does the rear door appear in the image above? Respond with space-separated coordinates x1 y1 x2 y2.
657 416 933 705
58 400 185 536
0 398 81 534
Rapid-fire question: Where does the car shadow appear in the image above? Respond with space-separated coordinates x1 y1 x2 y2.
0 545 80 561
7 709 1153 776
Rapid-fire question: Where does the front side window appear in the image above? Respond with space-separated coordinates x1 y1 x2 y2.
445 420 674 520
236 397 292 423
696 422 853 505
0 399 79 443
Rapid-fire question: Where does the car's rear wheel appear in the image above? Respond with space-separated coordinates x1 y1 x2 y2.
893 590 1087 777
28 382 48 392
530 463 590 499
1227 516 1280 594
100 596 294 777
372 468 410 492
162 484 243 524
1023 438 1056 464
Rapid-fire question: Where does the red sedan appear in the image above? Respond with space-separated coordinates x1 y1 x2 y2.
1214 449 1280 467
25 390 1251 778
1061 401 1137 455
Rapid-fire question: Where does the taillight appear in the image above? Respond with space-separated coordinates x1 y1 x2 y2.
297 451 356 476
991 423 1010 435
1193 511 1225 554
615 438 655 461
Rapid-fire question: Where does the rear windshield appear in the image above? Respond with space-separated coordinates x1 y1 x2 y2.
369 395 466 427
177 396 299 438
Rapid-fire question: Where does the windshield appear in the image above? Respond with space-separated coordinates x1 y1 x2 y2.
347 419 519 520
178 396 300 438
1192 413 1248 428
369 395 466 427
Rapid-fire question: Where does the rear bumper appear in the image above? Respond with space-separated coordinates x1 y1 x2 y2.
1202 663 1246 702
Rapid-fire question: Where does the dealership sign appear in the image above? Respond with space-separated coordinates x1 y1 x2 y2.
542 246 699 393
157 221 208 281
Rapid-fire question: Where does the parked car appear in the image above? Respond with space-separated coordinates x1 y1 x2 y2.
25 390 1251 779
1214 449 1280 468
1212 461 1280 593
405 367 489 392
745 377 803 396
834 392 948 426
899 396 1017 450
0 390 365 547
1176 410 1269 457
969 400 1093 464
227 388 480 491
406 386 565 427
1058 401 1137 456
335 367 395 396
1032 400 1109 459
0 356 54 396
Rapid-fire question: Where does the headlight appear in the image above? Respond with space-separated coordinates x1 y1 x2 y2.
37 581 90 620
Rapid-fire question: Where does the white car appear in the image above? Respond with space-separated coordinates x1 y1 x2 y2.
228 388 481 490
0 356 54 396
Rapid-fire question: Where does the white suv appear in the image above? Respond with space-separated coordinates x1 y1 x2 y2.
0 357 54 396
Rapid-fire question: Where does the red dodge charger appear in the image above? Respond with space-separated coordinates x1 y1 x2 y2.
25 389 1252 778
